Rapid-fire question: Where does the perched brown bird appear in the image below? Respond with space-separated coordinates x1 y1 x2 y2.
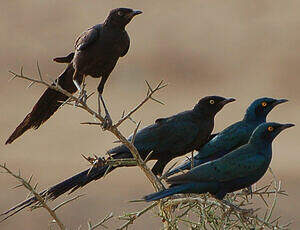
6 8 142 144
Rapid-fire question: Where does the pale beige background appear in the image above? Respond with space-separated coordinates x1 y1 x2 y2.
1 1 299 229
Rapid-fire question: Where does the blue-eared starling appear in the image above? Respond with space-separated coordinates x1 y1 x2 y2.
144 122 294 201
166 97 288 177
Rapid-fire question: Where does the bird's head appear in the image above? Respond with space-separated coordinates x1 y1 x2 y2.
106 8 142 28
244 97 288 122
250 122 294 144
194 96 236 116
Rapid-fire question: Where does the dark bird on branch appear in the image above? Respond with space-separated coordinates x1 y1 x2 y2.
166 97 288 177
0 96 235 220
144 122 294 202
5 8 142 144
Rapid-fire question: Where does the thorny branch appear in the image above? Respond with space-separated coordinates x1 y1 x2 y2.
87 212 114 230
160 172 291 230
114 80 167 128
0 164 114 229
3 66 293 229
0 163 66 230
117 202 158 230
8 66 166 191
6 66 169 228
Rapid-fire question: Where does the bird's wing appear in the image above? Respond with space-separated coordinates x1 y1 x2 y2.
155 117 168 124
168 145 265 184
196 121 250 159
207 133 219 142
108 115 200 157
135 119 200 153
75 26 100 51
120 31 130 57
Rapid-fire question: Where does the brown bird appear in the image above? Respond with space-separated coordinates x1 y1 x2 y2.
6 8 142 144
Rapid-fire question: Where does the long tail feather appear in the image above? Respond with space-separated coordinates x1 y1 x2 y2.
0 164 114 222
5 64 80 144
144 184 191 202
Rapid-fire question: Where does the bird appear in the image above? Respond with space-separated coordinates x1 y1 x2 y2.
5 8 142 144
166 97 288 177
0 96 235 220
144 122 294 202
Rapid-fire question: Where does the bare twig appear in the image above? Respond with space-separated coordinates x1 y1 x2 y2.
88 212 114 230
114 80 167 128
0 164 65 230
53 194 85 212
130 121 141 145
117 202 158 230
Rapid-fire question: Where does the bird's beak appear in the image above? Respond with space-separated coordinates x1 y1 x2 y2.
272 98 288 106
278 123 295 130
133 10 143 15
127 10 143 19
220 98 236 106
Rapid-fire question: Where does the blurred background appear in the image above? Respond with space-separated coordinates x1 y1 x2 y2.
1 0 299 229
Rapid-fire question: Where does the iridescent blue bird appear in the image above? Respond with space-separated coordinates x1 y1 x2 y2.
144 122 294 201
166 97 288 177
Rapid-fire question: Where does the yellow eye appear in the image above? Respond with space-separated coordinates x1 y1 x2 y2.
268 126 274 132
117 11 124 16
261 102 267 107
210 100 215 104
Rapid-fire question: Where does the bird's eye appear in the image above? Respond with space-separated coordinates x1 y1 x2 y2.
261 102 267 107
117 11 124 16
209 100 215 104
268 126 274 132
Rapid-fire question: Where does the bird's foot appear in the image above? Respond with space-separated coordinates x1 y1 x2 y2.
102 113 113 130
98 94 113 130
73 79 87 105
76 89 87 105
242 186 253 196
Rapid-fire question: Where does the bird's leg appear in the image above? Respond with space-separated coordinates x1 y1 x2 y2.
96 75 111 129
73 70 87 105
73 79 82 93
98 94 112 130
80 76 87 103
73 79 87 104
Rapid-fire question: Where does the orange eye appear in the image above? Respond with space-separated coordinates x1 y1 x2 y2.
268 126 274 132
261 102 267 107
210 100 215 104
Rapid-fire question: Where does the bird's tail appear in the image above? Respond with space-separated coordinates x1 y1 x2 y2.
165 161 192 177
143 184 192 202
0 164 114 222
5 64 81 144
144 181 219 202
